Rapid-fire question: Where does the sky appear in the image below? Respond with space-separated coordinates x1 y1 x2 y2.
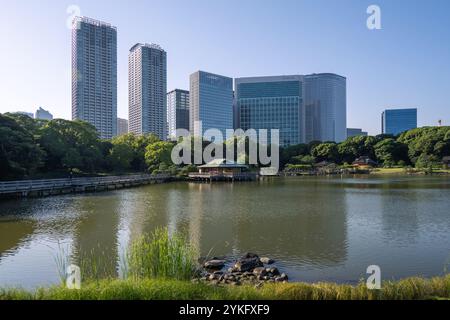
0 0 449 135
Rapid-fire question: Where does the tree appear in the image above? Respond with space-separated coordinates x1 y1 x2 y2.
38 119 103 172
374 138 408 166
0 114 45 179
108 143 134 171
145 141 175 173
311 143 339 163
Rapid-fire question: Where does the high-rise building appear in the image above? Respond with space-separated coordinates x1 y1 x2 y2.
304 73 347 143
71 17 117 139
190 71 233 138
235 75 304 146
35 107 53 120
347 128 368 138
167 89 190 138
128 43 167 140
117 118 129 136
381 108 417 135
13 111 34 118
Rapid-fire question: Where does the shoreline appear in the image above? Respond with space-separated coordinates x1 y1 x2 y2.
1 275 449 300
1 171 448 200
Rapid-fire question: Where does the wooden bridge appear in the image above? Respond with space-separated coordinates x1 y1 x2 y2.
0 174 170 199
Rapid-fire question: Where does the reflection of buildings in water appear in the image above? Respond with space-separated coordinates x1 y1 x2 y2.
124 186 170 243
380 189 419 244
185 183 237 256
71 195 121 278
230 180 349 266
0 221 36 257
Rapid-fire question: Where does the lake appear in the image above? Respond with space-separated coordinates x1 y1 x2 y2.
0 175 449 289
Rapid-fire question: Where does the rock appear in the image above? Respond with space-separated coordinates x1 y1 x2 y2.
241 252 260 259
260 257 275 265
253 267 267 276
234 254 263 272
208 273 220 281
204 259 226 270
278 273 288 281
268 267 280 276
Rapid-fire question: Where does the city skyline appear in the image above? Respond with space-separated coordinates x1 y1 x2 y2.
1 0 449 135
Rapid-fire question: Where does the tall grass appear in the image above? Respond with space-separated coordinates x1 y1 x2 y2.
1 275 449 300
126 228 197 281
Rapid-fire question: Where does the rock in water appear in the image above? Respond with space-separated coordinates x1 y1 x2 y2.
260 257 275 265
234 253 263 272
204 260 226 270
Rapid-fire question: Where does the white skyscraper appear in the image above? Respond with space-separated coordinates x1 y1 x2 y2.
71 17 117 139
128 43 167 140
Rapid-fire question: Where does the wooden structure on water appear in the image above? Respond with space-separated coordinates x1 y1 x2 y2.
188 159 257 182
0 174 170 199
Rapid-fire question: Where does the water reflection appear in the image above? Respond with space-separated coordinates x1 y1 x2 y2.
0 176 449 288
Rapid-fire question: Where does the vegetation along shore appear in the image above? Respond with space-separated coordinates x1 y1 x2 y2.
1 228 448 301
1 113 449 181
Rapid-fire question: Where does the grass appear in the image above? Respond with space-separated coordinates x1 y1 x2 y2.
124 227 197 281
0 275 449 300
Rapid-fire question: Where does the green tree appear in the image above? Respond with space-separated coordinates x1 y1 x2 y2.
145 141 175 173
108 143 134 171
38 119 103 172
374 138 408 166
0 114 45 179
311 143 339 163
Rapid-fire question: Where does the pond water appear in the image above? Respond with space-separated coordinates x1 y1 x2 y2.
0 176 449 289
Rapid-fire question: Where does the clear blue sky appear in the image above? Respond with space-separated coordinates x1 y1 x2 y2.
0 0 449 135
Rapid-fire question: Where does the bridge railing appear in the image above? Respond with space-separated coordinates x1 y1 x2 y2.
0 174 169 194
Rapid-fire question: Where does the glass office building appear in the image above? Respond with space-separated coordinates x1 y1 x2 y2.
304 73 347 143
235 76 304 147
190 71 233 138
167 89 190 138
72 17 117 139
128 43 167 140
382 108 417 135
347 128 368 138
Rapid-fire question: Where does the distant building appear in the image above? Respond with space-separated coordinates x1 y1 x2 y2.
167 89 190 138
71 17 117 139
347 128 368 138
235 75 304 147
381 108 417 135
13 111 34 118
128 43 167 140
304 73 347 143
117 118 129 136
35 107 53 120
190 71 233 139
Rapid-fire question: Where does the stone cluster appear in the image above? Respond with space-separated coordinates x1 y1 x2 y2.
193 253 288 286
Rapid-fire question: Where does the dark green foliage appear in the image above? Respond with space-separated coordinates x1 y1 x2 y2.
0 114 45 178
281 127 450 169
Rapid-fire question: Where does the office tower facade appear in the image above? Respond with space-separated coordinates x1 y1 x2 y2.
190 71 233 138
304 73 347 143
117 118 129 136
71 17 117 139
128 43 167 140
13 111 34 118
35 107 53 120
382 108 417 135
347 128 368 138
235 75 305 147
167 89 190 138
